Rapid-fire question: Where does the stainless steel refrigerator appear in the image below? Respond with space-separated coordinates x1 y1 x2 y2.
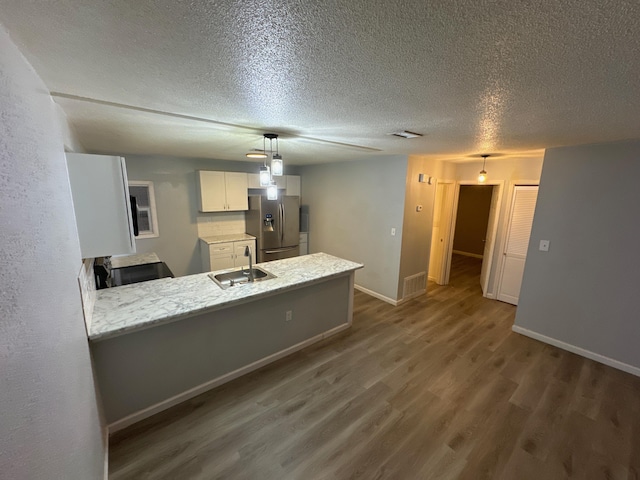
246 195 300 262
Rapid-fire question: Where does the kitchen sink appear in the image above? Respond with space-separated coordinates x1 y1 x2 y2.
209 267 276 289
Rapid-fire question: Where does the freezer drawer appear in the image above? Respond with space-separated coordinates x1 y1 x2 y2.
260 245 299 262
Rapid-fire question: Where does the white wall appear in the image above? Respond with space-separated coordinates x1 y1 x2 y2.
452 156 544 295
299 156 408 301
515 140 640 373
0 27 105 479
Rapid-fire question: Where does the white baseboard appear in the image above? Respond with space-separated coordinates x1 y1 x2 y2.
452 250 484 259
398 289 426 305
484 292 495 299
108 322 351 433
512 325 640 378
354 284 398 306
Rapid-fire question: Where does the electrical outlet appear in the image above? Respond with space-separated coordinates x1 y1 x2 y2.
285 310 292 322
391 228 396 236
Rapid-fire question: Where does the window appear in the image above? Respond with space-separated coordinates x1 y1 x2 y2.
128 181 159 238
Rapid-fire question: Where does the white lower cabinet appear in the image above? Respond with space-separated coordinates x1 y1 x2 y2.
299 232 308 255
200 239 256 272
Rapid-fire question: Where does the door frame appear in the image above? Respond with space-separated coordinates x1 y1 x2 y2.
429 180 455 285
494 181 540 304
443 180 504 296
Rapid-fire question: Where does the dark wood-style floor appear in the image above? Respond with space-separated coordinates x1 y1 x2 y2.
109 255 640 479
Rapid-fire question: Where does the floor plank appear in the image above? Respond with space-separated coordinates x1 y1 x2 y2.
108 255 640 479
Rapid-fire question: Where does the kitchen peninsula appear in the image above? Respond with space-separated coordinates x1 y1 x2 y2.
89 253 363 431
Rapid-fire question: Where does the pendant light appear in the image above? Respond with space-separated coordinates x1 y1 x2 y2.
478 154 489 183
252 133 285 189
271 136 283 176
259 165 271 186
266 182 278 200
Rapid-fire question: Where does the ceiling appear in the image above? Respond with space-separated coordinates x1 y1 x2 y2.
1 0 639 165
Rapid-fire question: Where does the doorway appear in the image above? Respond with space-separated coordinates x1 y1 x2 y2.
450 185 494 288
430 181 503 296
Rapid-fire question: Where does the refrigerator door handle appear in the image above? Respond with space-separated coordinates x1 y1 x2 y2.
278 203 284 245
264 246 298 254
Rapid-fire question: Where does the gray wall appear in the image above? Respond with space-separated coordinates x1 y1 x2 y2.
93 275 351 423
0 27 105 479
515 140 640 370
125 155 267 277
397 156 442 300
299 156 408 300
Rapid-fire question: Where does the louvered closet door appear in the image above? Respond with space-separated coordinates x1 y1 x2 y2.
497 186 539 305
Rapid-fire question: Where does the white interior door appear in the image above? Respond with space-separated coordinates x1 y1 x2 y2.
480 185 500 295
497 186 539 305
429 182 453 285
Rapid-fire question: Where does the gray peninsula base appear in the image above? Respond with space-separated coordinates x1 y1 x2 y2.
92 273 354 431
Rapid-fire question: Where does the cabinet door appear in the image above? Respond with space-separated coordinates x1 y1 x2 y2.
233 240 256 267
208 242 235 271
286 175 301 196
66 153 135 258
224 172 249 211
197 171 227 212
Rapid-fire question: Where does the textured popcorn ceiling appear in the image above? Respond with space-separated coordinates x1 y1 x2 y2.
1 0 639 164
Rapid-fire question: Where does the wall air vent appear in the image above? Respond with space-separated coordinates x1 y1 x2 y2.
403 272 427 299
391 130 423 139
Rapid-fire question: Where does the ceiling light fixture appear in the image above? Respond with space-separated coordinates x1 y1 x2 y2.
246 150 268 159
252 133 285 194
478 154 489 183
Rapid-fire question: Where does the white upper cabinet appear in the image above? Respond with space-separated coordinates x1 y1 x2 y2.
247 174 300 197
247 174 287 189
197 171 248 212
224 172 250 211
66 153 136 258
285 175 301 196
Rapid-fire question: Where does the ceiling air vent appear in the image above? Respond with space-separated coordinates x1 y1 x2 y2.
390 130 423 139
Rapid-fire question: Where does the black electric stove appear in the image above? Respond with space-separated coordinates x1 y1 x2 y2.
110 261 174 287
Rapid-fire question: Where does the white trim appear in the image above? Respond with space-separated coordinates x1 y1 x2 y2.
484 292 495 299
452 250 484 259
128 180 160 238
512 326 640 378
354 284 398 306
107 322 351 433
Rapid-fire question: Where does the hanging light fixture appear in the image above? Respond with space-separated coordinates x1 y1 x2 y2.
478 154 489 183
251 133 284 189
266 182 278 200
271 136 283 176
259 165 271 186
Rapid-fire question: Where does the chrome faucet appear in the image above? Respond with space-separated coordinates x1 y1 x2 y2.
244 245 254 282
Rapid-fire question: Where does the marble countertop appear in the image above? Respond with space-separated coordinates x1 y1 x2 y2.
199 233 256 245
110 252 161 269
90 253 363 342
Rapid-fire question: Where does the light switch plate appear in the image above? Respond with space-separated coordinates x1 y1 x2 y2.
539 240 550 252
